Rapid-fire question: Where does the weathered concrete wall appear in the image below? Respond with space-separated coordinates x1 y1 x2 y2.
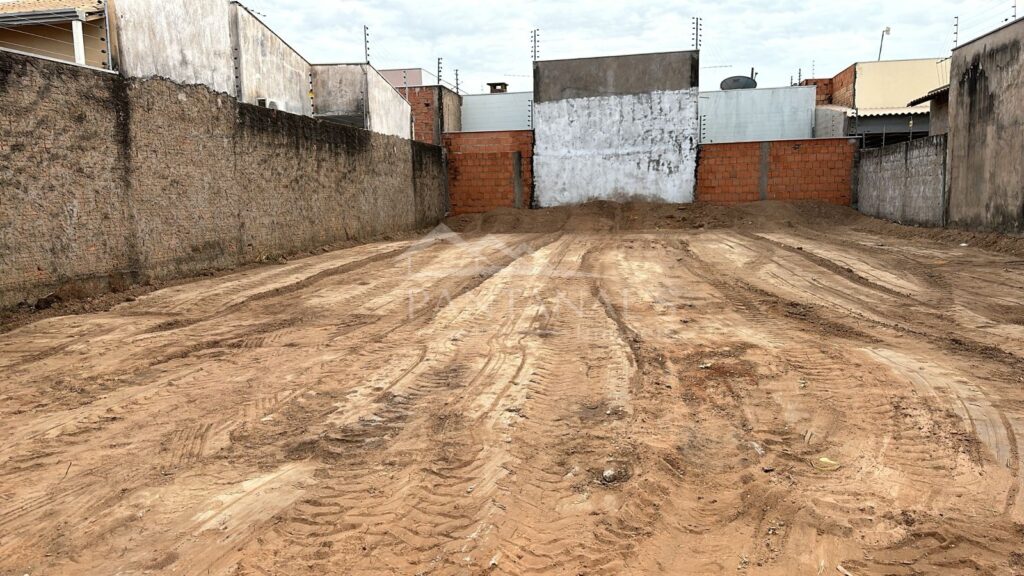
440 86 462 134
311 63 365 126
814 106 849 138
858 135 947 227
234 5 311 115
700 86 815 143
366 67 411 139
114 0 235 94
947 19 1024 232
534 51 699 103
0 51 446 309
533 51 699 206
311 64 410 138
930 97 949 136
462 92 534 132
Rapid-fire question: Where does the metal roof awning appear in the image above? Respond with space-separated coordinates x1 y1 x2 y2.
0 0 104 24
849 107 931 118
908 85 950 107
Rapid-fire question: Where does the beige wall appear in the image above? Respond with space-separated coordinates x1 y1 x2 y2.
854 59 949 110
0 20 108 69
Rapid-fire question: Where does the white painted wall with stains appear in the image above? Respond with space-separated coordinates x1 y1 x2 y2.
112 0 408 138
114 0 235 94
234 6 311 116
534 89 699 206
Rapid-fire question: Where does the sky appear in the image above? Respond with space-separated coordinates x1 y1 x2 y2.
240 0 1019 94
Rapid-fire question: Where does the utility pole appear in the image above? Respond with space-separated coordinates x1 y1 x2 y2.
953 17 959 49
691 17 703 50
437 58 443 85
878 27 891 61
363 25 370 64
455 69 460 94
531 29 540 61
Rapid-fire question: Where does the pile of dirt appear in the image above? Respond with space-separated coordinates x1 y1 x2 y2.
445 200 1024 256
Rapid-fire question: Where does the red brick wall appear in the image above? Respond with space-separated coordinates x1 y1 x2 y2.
693 142 763 204
443 131 534 215
401 87 438 145
696 138 857 205
831 65 856 108
800 78 834 105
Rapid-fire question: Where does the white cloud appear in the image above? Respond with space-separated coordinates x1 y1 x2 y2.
239 0 1016 93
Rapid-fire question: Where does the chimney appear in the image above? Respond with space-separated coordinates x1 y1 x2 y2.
487 82 509 94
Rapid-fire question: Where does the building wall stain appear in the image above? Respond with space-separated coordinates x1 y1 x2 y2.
948 25 1023 233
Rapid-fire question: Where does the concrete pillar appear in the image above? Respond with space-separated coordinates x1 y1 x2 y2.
72 20 86 65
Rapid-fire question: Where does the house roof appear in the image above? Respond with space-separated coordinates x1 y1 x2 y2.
0 0 104 24
908 85 950 107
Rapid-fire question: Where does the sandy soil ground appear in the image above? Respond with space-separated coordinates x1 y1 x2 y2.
2 201 1023 575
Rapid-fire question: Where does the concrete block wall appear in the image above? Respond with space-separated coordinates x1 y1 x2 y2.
443 131 534 215
696 138 858 205
858 135 947 227
0 51 447 309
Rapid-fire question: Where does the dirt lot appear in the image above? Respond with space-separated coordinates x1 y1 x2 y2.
2 201 1023 575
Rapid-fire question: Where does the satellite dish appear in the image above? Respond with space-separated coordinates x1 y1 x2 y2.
720 76 758 90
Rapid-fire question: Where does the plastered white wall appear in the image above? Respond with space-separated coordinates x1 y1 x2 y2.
534 89 699 206
235 7 311 115
367 67 411 139
114 0 235 94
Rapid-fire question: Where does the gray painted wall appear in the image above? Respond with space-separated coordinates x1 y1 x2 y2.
533 51 700 206
234 5 311 115
461 92 534 132
858 135 947 227
699 86 815 143
947 18 1024 232
814 106 849 138
114 0 235 94
534 51 699 103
